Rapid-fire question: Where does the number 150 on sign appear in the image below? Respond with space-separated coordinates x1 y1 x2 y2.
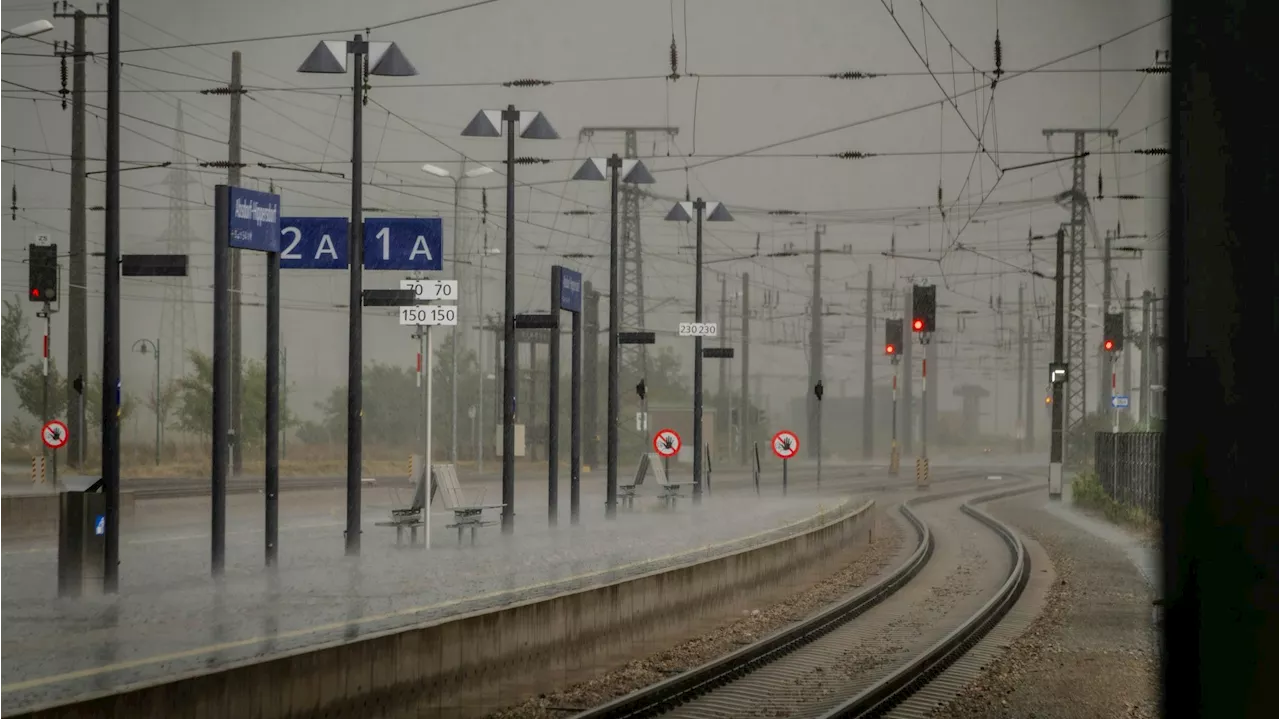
400 306 458 326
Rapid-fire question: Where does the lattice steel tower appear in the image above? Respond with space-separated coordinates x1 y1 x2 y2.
578 126 678 383
158 102 201 384
1043 127 1117 439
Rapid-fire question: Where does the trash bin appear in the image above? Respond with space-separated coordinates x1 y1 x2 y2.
58 476 106 598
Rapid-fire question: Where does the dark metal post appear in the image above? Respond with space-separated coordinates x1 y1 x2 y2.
102 0 122 594
1025 300 1035 451
65 10 89 469
228 51 244 476
692 198 705 503
1050 228 1066 497
548 266 562 526
782 458 788 495
501 104 519 532
344 35 366 554
1017 283 1026 452
606 155 622 518
153 346 160 465
807 225 823 461
900 287 914 454
265 248 280 566
583 284 599 470
1140 290 1151 426
212 185 231 576
717 274 728 450
570 287 582 524
739 272 749 466
862 266 873 458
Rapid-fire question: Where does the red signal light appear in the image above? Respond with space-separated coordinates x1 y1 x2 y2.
30 288 39 299
1103 339 1114 351
885 344 896 355
912 318 924 332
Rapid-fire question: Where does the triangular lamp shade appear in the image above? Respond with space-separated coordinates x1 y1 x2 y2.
519 112 560 140
461 110 503 138
664 202 694 222
298 41 347 73
621 159 656 185
706 202 734 222
370 42 418 77
573 158 609 182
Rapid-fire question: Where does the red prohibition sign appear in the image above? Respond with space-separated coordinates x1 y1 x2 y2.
653 428 682 457
771 430 799 460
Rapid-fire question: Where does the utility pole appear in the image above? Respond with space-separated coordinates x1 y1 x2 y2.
901 287 914 453
1017 283 1026 451
583 286 600 469
1098 229 1115 414
1042 127 1117 439
717 273 728 448
1025 297 1036 452
1140 290 1152 426
1123 274 1133 402
55 5 104 468
1049 227 1067 499
227 52 244 476
807 224 824 460
862 267 873 459
739 272 750 466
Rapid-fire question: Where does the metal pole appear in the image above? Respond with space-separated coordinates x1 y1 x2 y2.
1049 227 1067 498
450 170 462 464
1123 274 1133 403
862 267 873 458
477 226 486 472
102 0 122 594
153 346 160 466
501 105 518 532
1098 230 1114 414
807 225 823 460
739 272 749 466
605 155 621 518
265 248 280 567
900 288 914 454
281 346 288 460
1025 298 1035 451
211 185 230 576
717 274 727 450
1017 284 1026 451
692 199 705 503
584 285 600 471
425 324 433 548
891 358 899 473
344 35 366 555
66 10 88 469
570 288 582 524
228 51 244 476
41 307 49 479
1140 290 1151 426
548 266 562 526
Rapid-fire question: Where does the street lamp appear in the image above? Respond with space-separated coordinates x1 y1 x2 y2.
2 19 53 43
475 245 501 472
460 105 559 534
573 156 655 517
131 339 161 466
299 35 417 556
421 162 494 466
665 198 733 503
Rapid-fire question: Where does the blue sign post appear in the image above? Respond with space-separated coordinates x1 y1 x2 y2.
279 217 350 269
226 186 281 252
559 267 583 313
276 217 443 271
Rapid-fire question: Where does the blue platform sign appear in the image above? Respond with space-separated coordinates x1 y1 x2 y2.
362 217 442 271
559 267 583 312
279 217 349 269
94 515 105 536
1111 395 1130 409
226 186 281 252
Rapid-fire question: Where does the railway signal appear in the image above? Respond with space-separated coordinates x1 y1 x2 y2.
1103 312 1124 352
911 284 936 333
885 318 903 356
28 243 58 303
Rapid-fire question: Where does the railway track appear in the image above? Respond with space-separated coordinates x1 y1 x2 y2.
570 480 1039 719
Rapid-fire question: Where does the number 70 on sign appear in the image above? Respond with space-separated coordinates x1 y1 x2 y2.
399 278 457 299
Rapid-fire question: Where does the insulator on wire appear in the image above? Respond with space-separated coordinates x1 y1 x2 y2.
993 32 1004 78
1133 148 1168 156
503 79 552 87
937 184 943 207
832 151 875 159
1097 171 1104 199
481 188 488 221
827 71 877 80
669 36 679 80
59 53 69 110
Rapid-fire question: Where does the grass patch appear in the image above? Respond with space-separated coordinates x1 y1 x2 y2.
1071 471 1159 535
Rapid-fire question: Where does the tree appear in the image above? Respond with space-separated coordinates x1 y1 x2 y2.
173 350 294 445
12 358 65 418
84 373 136 430
1 296 31 379
314 361 419 448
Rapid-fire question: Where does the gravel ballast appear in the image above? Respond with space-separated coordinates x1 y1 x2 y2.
932 494 1160 719
485 509 907 719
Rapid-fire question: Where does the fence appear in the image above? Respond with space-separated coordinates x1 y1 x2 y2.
1093 431 1164 518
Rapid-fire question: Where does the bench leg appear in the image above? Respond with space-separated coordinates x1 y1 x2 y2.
470 526 477 545
395 526 404 547
410 525 418 546
457 526 464 544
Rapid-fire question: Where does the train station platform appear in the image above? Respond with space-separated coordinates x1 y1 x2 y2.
1 469 857 714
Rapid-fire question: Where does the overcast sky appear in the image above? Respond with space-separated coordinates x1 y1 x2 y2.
1 0 1170 433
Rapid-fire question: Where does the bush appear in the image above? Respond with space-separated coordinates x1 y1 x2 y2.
1071 471 1157 530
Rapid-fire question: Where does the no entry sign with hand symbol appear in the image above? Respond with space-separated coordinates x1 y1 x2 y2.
41 419 69 450
771 430 799 460
653 429 682 458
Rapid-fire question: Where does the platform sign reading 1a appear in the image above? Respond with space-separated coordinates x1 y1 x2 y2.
654 428 681 458
771 430 799 460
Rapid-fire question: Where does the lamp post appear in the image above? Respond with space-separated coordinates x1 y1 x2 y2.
422 162 494 466
460 106 559 533
1 19 53 43
665 199 733 503
572 156 656 517
299 35 417 556
131 339 161 466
